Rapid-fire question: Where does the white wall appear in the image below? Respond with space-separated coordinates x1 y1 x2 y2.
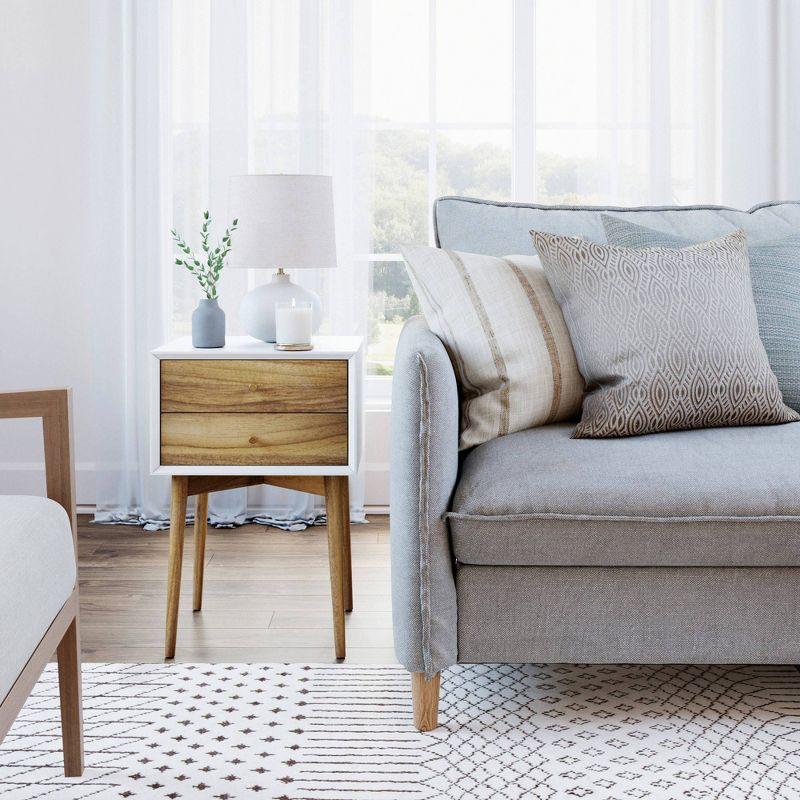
364 409 390 508
0 1 110 504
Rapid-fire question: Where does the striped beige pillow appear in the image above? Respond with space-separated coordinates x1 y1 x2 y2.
401 245 584 449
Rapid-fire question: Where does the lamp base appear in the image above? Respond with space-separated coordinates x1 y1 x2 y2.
239 270 322 343
274 343 314 351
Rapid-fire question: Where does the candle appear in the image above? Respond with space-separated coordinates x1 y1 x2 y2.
275 299 313 348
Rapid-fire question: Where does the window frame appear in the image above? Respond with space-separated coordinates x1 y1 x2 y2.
364 0 678 403
364 0 523 401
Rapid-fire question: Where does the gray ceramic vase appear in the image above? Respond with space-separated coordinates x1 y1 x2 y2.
192 298 226 348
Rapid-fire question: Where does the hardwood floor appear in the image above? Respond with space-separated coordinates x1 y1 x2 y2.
76 514 396 664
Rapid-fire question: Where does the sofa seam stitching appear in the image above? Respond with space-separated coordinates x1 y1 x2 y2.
445 512 800 523
417 352 433 676
434 195 800 214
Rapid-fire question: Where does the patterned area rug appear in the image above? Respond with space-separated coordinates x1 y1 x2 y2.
2 662 800 799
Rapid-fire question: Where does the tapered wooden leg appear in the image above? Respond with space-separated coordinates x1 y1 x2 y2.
165 476 188 659
411 672 440 731
340 481 353 613
56 616 83 776
324 476 347 660
193 492 209 612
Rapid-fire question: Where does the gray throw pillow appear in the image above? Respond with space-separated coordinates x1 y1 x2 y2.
601 213 800 412
531 229 799 439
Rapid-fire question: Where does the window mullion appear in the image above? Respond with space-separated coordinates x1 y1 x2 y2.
427 0 438 245
649 0 671 201
512 0 536 201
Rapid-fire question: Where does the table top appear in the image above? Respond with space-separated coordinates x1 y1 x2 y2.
153 335 363 359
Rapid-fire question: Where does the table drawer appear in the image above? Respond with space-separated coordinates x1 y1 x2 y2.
160 412 348 466
160 359 348 413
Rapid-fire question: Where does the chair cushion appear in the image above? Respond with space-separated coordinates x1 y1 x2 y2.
0 496 76 702
449 423 800 567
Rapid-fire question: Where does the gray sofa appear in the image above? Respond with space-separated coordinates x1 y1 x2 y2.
391 196 800 730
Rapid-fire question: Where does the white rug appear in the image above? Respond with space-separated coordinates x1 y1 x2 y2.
2 662 800 799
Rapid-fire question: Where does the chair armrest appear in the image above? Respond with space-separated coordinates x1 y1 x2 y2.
0 389 76 553
390 317 460 675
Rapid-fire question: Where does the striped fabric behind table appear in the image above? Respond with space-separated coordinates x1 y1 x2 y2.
401 245 584 450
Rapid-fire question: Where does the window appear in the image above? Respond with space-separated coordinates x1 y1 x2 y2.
169 1 710 379
361 0 703 376
359 0 513 375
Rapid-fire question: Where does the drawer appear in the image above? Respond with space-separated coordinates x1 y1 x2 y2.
160 359 348 413
160 412 348 466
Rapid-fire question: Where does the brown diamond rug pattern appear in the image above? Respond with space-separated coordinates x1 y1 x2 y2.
1 662 800 799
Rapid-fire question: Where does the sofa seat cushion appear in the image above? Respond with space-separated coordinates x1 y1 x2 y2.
0 496 76 702
449 423 800 567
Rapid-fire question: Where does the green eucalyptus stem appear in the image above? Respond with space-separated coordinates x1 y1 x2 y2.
171 211 238 301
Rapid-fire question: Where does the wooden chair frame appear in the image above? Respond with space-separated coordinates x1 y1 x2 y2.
0 389 83 776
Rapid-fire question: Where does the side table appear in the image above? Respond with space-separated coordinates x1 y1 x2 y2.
151 335 363 660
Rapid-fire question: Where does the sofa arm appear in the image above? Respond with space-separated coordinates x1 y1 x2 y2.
390 316 460 676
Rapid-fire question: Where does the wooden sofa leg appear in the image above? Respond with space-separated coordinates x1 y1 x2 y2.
411 672 440 731
56 617 84 777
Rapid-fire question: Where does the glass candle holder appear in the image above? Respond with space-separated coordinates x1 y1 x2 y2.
274 300 313 351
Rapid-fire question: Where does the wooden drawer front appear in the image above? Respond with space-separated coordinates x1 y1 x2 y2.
160 412 348 466
160 359 348 413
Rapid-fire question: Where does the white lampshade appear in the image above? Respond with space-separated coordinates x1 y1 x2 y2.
227 174 337 270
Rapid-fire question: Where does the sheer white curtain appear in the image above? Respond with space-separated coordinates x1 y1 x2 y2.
95 0 369 528
515 0 800 207
166 0 369 528
92 0 173 528
94 0 800 528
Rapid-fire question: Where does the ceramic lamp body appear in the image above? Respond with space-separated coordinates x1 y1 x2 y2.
239 271 321 343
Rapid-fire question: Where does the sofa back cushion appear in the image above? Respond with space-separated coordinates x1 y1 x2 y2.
434 197 800 255
401 245 584 449
601 213 800 412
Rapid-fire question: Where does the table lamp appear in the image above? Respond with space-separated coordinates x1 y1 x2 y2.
227 174 337 342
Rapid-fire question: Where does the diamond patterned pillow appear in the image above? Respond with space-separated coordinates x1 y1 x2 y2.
601 212 800 412
532 229 799 438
